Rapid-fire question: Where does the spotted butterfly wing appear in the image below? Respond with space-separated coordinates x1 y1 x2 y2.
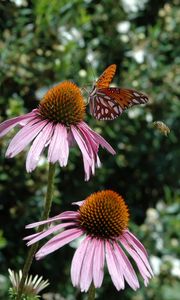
93 87 148 120
89 64 149 120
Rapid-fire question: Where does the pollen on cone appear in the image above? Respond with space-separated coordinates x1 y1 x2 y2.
39 81 86 125
79 190 129 238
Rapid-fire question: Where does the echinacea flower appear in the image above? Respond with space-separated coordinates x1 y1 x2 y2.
0 81 115 180
8 269 49 298
24 190 153 292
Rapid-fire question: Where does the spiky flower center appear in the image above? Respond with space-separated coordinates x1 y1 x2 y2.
39 81 86 126
79 190 129 239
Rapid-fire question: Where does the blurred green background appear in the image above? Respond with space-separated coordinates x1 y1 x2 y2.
0 0 179 299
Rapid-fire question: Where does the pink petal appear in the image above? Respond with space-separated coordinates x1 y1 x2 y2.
79 238 96 292
19 109 39 126
105 240 124 290
79 122 116 155
23 232 41 241
58 125 69 166
96 155 101 168
48 124 69 166
124 230 148 257
6 118 48 157
120 236 152 285
77 123 98 154
123 231 153 276
71 236 89 287
26 123 54 172
35 228 83 259
0 110 38 138
26 222 76 246
114 242 140 290
70 126 95 180
93 239 105 288
26 211 79 229
76 125 97 176
82 156 91 181
70 126 91 164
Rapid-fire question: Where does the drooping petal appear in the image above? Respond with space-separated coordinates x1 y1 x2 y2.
124 230 148 258
110 242 125 290
79 122 116 155
71 236 89 287
79 238 96 292
25 211 79 229
6 118 48 158
0 110 38 138
123 231 153 276
105 240 124 290
71 124 97 180
70 126 91 164
26 122 54 172
48 124 69 166
82 155 91 181
35 228 83 259
120 236 153 285
77 122 99 154
23 232 42 241
58 125 69 167
93 239 105 288
114 241 140 290
77 124 98 176
26 222 76 246
96 155 101 168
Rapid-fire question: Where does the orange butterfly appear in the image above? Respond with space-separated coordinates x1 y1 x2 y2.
89 64 148 120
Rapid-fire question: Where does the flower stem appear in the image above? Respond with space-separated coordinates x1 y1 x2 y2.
16 163 56 300
87 283 96 300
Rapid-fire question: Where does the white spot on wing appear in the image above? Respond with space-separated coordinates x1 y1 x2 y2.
133 92 140 97
140 97 146 102
132 99 139 104
104 95 111 100
114 106 119 113
108 100 115 108
98 97 107 107
141 97 148 103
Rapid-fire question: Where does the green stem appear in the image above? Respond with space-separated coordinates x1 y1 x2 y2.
16 163 56 300
87 283 96 300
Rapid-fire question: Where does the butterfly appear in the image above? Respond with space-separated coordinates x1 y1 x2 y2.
89 64 149 120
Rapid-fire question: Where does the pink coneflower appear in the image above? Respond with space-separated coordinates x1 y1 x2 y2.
24 190 153 292
0 81 115 180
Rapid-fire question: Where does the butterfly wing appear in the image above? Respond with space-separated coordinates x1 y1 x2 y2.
89 90 121 120
104 87 148 108
96 64 117 88
90 87 148 120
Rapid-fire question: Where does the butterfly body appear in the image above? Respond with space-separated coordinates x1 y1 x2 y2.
89 64 148 120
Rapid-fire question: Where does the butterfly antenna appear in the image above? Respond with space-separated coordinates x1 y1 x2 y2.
81 86 89 94
86 58 96 83
81 86 90 105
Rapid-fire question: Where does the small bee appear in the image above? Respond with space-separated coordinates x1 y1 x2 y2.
153 121 170 136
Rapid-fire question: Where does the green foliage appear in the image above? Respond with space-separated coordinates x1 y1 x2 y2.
9 289 40 300
0 0 179 299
